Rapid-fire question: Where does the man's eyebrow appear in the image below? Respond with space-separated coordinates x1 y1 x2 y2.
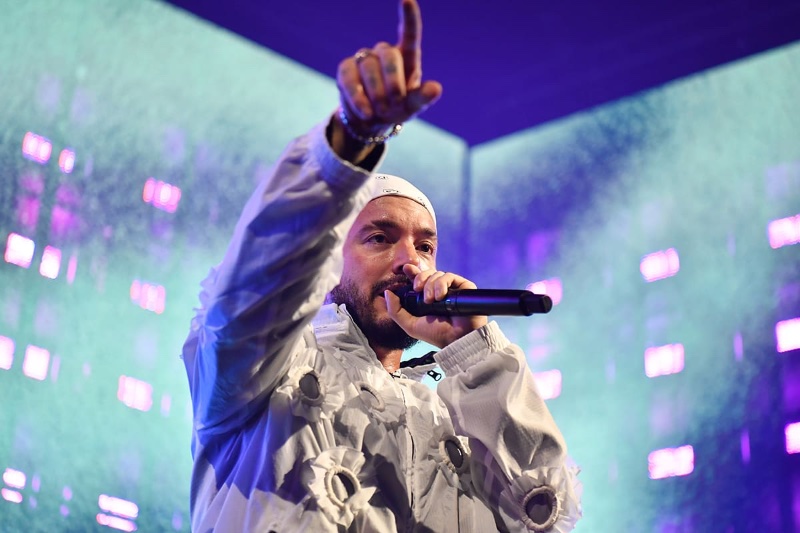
360 219 437 239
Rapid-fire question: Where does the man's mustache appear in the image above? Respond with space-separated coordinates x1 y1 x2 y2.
373 276 412 297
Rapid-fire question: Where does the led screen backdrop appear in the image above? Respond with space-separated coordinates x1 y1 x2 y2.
1 0 799 531
0 1 464 531
470 41 800 531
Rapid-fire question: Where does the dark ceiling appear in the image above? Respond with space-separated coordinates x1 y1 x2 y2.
165 0 800 146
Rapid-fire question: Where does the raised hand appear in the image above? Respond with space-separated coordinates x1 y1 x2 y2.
383 264 488 349
334 0 442 151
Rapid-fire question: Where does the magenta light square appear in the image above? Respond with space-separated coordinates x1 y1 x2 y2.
527 277 563 306
640 248 680 282
786 422 800 454
533 369 562 400
777 318 800 353
4 233 35 268
96 514 137 532
117 375 153 412
39 245 61 279
1 488 23 504
21 132 52 164
0 335 14 370
645 344 685 378
58 149 75 174
3 468 26 490
98 494 139 519
142 178 156 203
648 445 694 479
22 345 50 381
768 215 800 249
66 255 78 284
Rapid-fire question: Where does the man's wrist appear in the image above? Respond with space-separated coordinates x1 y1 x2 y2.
327 112 384 168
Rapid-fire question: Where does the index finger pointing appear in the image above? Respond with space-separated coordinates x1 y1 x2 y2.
397 0 422 86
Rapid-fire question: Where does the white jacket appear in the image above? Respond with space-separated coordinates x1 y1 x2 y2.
182 118 582 532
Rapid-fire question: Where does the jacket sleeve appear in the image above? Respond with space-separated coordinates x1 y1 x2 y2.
182 117 384 437
434 321 582 532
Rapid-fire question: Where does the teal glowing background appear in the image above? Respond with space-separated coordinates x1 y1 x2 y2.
1 0 799 531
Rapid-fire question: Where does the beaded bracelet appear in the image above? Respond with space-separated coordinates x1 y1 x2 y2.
338 107 403 145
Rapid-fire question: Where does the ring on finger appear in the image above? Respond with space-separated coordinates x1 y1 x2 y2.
354 48 375 65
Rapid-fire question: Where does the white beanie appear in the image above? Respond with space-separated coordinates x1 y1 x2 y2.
368 173 436 226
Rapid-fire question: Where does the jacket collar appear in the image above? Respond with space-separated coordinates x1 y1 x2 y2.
312 303 440 381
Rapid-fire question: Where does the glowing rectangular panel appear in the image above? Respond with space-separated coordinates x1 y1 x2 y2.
117 376 153 412
533 369 562 400
1 488 22 504
645 344 685 378
66 254 78 284
768 214 800 249
22 345 50 381
648 445 694 479
526 277 563 306
58 149 76 174
4 233 35 268
0 336 14 370
640 248 680 282
98 494 139 519
741 430 750 464
3 468 26 489
142 178 181 213
776 318 800 353
786 422 800 454
21 132 52 164
39 245 62 279
96 514 137 531
129 280 166 314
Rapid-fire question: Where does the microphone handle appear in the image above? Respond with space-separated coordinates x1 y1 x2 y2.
399 289 552 317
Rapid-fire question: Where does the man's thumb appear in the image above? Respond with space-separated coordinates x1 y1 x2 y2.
406 80 443 116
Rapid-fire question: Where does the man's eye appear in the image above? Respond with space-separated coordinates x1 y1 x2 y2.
418 243 434 254
367 234 387 244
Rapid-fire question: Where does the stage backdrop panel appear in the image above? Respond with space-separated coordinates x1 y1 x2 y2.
469 41 800 531
0 0 465 530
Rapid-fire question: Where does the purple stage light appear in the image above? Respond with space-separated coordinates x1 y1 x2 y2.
741 430 751 464
785 422 800 454
640 248 680 282
66 254 78 284
733 331 743 361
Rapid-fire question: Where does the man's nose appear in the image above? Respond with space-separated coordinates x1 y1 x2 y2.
392 240 421 273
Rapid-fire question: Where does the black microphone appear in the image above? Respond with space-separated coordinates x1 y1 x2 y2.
394 287 553 317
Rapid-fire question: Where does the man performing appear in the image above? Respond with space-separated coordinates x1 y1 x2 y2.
182 0 582 530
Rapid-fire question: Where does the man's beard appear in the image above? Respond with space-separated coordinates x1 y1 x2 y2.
329 276 419 351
